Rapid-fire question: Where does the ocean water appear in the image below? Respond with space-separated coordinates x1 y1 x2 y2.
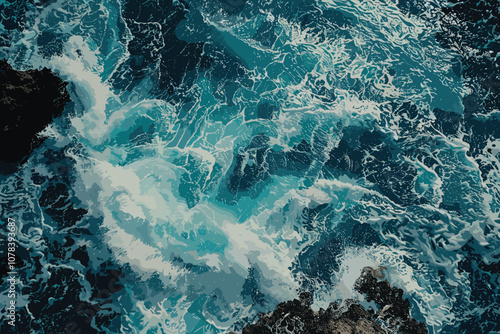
0 0 499 333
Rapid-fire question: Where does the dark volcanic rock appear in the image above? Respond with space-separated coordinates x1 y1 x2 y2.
355 267 427 334
242 292 385 334
0 59 71 172
242 267 427 334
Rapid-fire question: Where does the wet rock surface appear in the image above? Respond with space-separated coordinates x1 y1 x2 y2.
242 267 427 334
0 59 71 172
355 268 427 334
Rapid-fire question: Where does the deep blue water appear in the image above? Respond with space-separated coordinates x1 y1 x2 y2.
0 0 499 333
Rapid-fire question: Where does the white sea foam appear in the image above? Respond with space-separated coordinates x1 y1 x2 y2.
2 0 496 332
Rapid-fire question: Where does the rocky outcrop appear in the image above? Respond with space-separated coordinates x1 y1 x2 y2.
242 292 385 334
241 267 427 334
354 267 427 334
0 59 71 172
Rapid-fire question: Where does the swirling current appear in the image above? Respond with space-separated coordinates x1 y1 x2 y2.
0 0 499 333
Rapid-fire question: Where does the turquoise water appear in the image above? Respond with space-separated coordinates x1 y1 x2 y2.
1 0 499 333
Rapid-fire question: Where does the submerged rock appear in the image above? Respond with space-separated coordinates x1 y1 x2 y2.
241 267 427 334
0 59 71 172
